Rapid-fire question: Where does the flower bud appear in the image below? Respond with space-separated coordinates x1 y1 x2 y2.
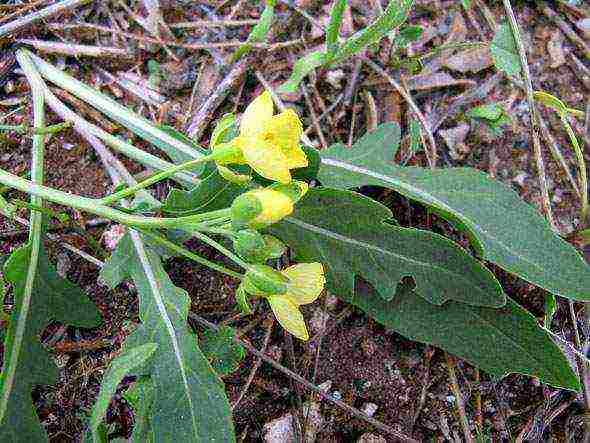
231 189 293 229
263 235 286 259
269 180 308 204
243 264 289 296
233 229 268 263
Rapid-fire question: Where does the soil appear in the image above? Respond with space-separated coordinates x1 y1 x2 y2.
1 0 589 442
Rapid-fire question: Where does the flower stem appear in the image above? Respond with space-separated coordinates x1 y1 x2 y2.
191 230 250 270
100 156 212 206
0 166 230 229
139 229 243 280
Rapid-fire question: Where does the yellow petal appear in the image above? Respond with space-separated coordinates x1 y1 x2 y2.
267 295 309 341
282 263 325 305
240 91 274 137
239 138 292 183
281 144 308 169
250 189 294 227
263 109 307 168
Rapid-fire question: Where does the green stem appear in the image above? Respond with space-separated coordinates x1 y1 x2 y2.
139 229 243 280
100 156 212 206
561 115 588 222
0 122 72 135
191 230 250 270
0 166 230 229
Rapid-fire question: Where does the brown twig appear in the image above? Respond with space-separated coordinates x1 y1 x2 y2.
502 0 557 230
364 58 437 169
0 0 89 37
231 318 273 411
539 2 590 59
446 353 474 443
303 93 343 136
301 83 327 148
186 58 248 141
17 39 131 58
170 19 259 28
189 313 419 442
45 22 303 53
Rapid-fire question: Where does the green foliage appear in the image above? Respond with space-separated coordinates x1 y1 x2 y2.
319 123 590 302
99 234 235 442
201 326 245 376
279 0 414 92
90 343 158 442
490 22 521 77
232 0 276 62
0 246 101 441
272 188 505 307
467 103 511 136
123 377 155 443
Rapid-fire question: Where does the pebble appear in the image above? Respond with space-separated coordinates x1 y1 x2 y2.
317 380 332 392
331 390 342 401
263 414 295 443
357 433 386 443
361 402 378 418
56 252 71 278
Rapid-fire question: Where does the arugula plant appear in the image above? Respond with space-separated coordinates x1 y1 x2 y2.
0 4 589 441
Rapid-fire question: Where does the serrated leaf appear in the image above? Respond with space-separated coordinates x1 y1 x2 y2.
0 246 101 441
90 343 158 442
201 326 245 376
490 22 521 77
271 188 504 306
330 0 414 64
99 233 235 442
350 281 579 390
319 123 590 302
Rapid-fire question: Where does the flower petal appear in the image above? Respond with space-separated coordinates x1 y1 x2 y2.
263 109 307 168
267 295 309 341
239 138 292 183
240 91 274 137
282 263 325 305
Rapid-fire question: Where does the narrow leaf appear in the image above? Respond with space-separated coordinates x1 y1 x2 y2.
319 124 590 302
123 377 155 443
90 343 158 442
326 0 347 57
271 188 505 306
100 233 235 442
330 0 414 64
278 51 326 94
232 0 275 62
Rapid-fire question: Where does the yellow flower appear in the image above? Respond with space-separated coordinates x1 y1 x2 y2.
230 180 309 229
265 263 325 341
240 263 325 340
214 91 307 184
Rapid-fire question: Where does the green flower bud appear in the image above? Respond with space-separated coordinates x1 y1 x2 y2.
263 235 286 259
269 180 309 203
243 264 289 296
235 284 253 315
231 189 293 230
233 229 268 263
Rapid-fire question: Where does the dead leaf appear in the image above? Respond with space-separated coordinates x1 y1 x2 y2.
443 47 494 73
406 72 475 91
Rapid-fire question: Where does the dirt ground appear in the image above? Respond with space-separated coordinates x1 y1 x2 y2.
1 0 590 441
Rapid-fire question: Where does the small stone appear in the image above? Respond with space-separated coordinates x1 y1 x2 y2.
317 380 332 392
439 123 471 160
361 402 378 418
357 433 386 443
331 390 342 401
102 224 126 250
547 31 566 68
263 414 295 443
309 309 330 335
326 70 346 89
301 402 324 443
56 252 71 278
446 395 456 403
577 18 590 39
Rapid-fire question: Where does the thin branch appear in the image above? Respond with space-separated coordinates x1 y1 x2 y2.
0 0 88 37
502 0 556 230
364 58 437 170
446 354 473 443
